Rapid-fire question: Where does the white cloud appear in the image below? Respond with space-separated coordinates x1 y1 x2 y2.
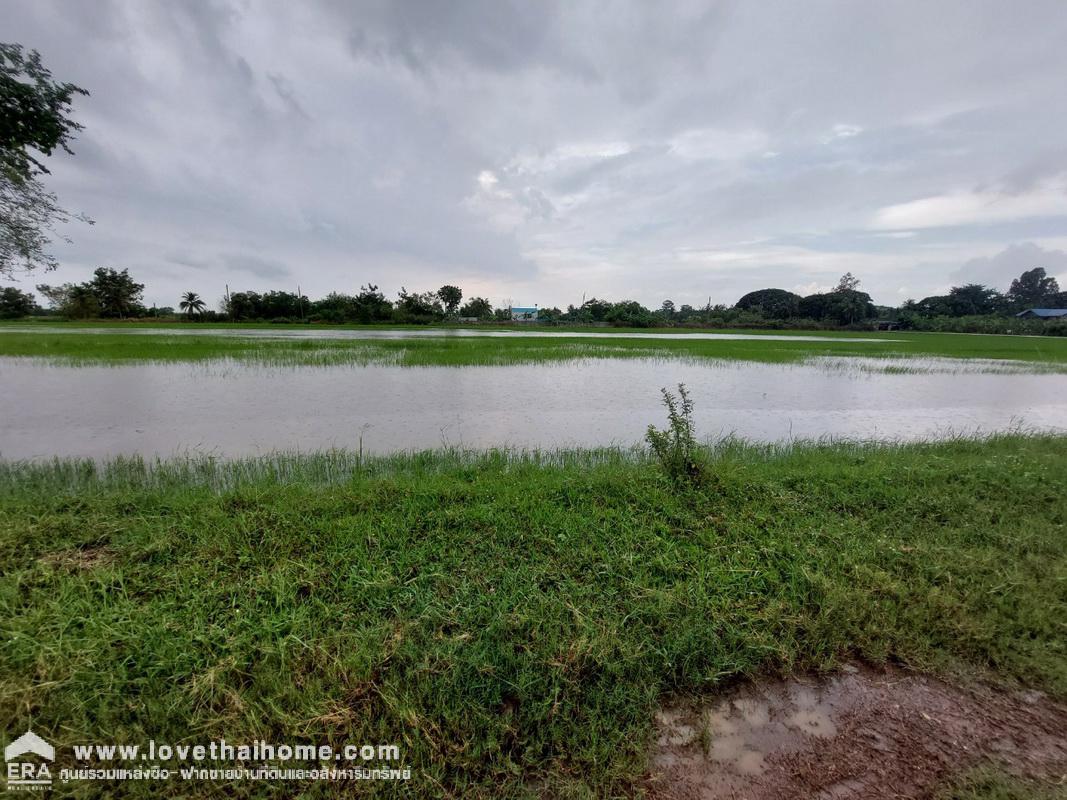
668 128 769 161
825 123 863 141
792 281 829 296
506 141 632 176
872 182 1067 230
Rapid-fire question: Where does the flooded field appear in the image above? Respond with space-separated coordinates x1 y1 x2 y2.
2 355 1065 460
0 325 896 343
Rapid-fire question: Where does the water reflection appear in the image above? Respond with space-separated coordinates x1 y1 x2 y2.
0 325 896 343
1 357 1064 460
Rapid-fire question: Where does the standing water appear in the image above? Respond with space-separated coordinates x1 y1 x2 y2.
1 356 1065 460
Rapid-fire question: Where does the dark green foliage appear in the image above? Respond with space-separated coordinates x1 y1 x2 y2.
86 267 144 318
0 285 37 318
1007 267 1061 310
226 289 309 322
536 306 564 322
911 285 1006 318
36 268 144 319
459 296 493 319
178 291 205 318
605 299 657 327
735 288 802 319
395 286 445 323
566 297 613 322
0 43 87 182
799 289 876 324
437 284 462 316
309 284 394 324
553 298 659 326
34 282 99 319
901 314 1067 336
947 284 1005 315
11 261 1067 330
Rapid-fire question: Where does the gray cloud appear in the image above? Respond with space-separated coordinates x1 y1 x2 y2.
4 0 1067 309
953 243 1067 290
223 254 291 280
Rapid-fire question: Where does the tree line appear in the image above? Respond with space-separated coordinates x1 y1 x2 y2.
2 267 1064 336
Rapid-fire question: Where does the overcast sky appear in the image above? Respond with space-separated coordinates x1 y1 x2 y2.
6 0 1067 310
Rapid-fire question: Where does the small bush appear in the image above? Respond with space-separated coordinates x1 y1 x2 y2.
645 383 702 483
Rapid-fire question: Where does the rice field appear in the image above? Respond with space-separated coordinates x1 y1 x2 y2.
1 323 1066 369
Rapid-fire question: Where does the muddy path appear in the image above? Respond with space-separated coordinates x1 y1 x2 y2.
649 664 1067 799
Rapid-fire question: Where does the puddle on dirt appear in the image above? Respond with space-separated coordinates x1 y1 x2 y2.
651 664 1067 799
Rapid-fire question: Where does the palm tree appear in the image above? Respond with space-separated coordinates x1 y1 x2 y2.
179 291 206 319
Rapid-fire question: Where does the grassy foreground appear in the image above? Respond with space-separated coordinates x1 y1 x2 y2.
1 324 1067 369
1 436 1066 797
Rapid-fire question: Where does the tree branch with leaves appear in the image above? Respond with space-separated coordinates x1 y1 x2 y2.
0 42 91 277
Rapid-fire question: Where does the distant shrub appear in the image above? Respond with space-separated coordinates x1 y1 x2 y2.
645 384 702 484
902 314 1067 336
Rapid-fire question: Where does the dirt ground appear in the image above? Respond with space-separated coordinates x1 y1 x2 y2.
648 663 1067 799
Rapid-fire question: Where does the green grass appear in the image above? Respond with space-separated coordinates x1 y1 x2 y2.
1 435 1065 797
1 323 1066 369
936 768 1067 800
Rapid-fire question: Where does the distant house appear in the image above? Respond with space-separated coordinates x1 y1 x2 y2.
510 306 539 322
1015 308 1067 319
873 319 901 331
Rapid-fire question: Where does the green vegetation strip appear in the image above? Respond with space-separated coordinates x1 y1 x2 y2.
935 768 1067 800
1 325 1067 368
1 436 1065 796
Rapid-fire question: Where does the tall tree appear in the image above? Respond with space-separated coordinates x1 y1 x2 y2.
0 43 90 277
437 285 462 316
87 267 144 318
946 284 1003 316
1007 267 1060 310
179 291 206 318
834 272 861 292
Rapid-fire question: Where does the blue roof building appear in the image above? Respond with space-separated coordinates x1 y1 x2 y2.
1016 308 1067 319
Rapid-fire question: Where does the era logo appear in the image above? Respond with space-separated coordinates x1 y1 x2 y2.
4 731 54 791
